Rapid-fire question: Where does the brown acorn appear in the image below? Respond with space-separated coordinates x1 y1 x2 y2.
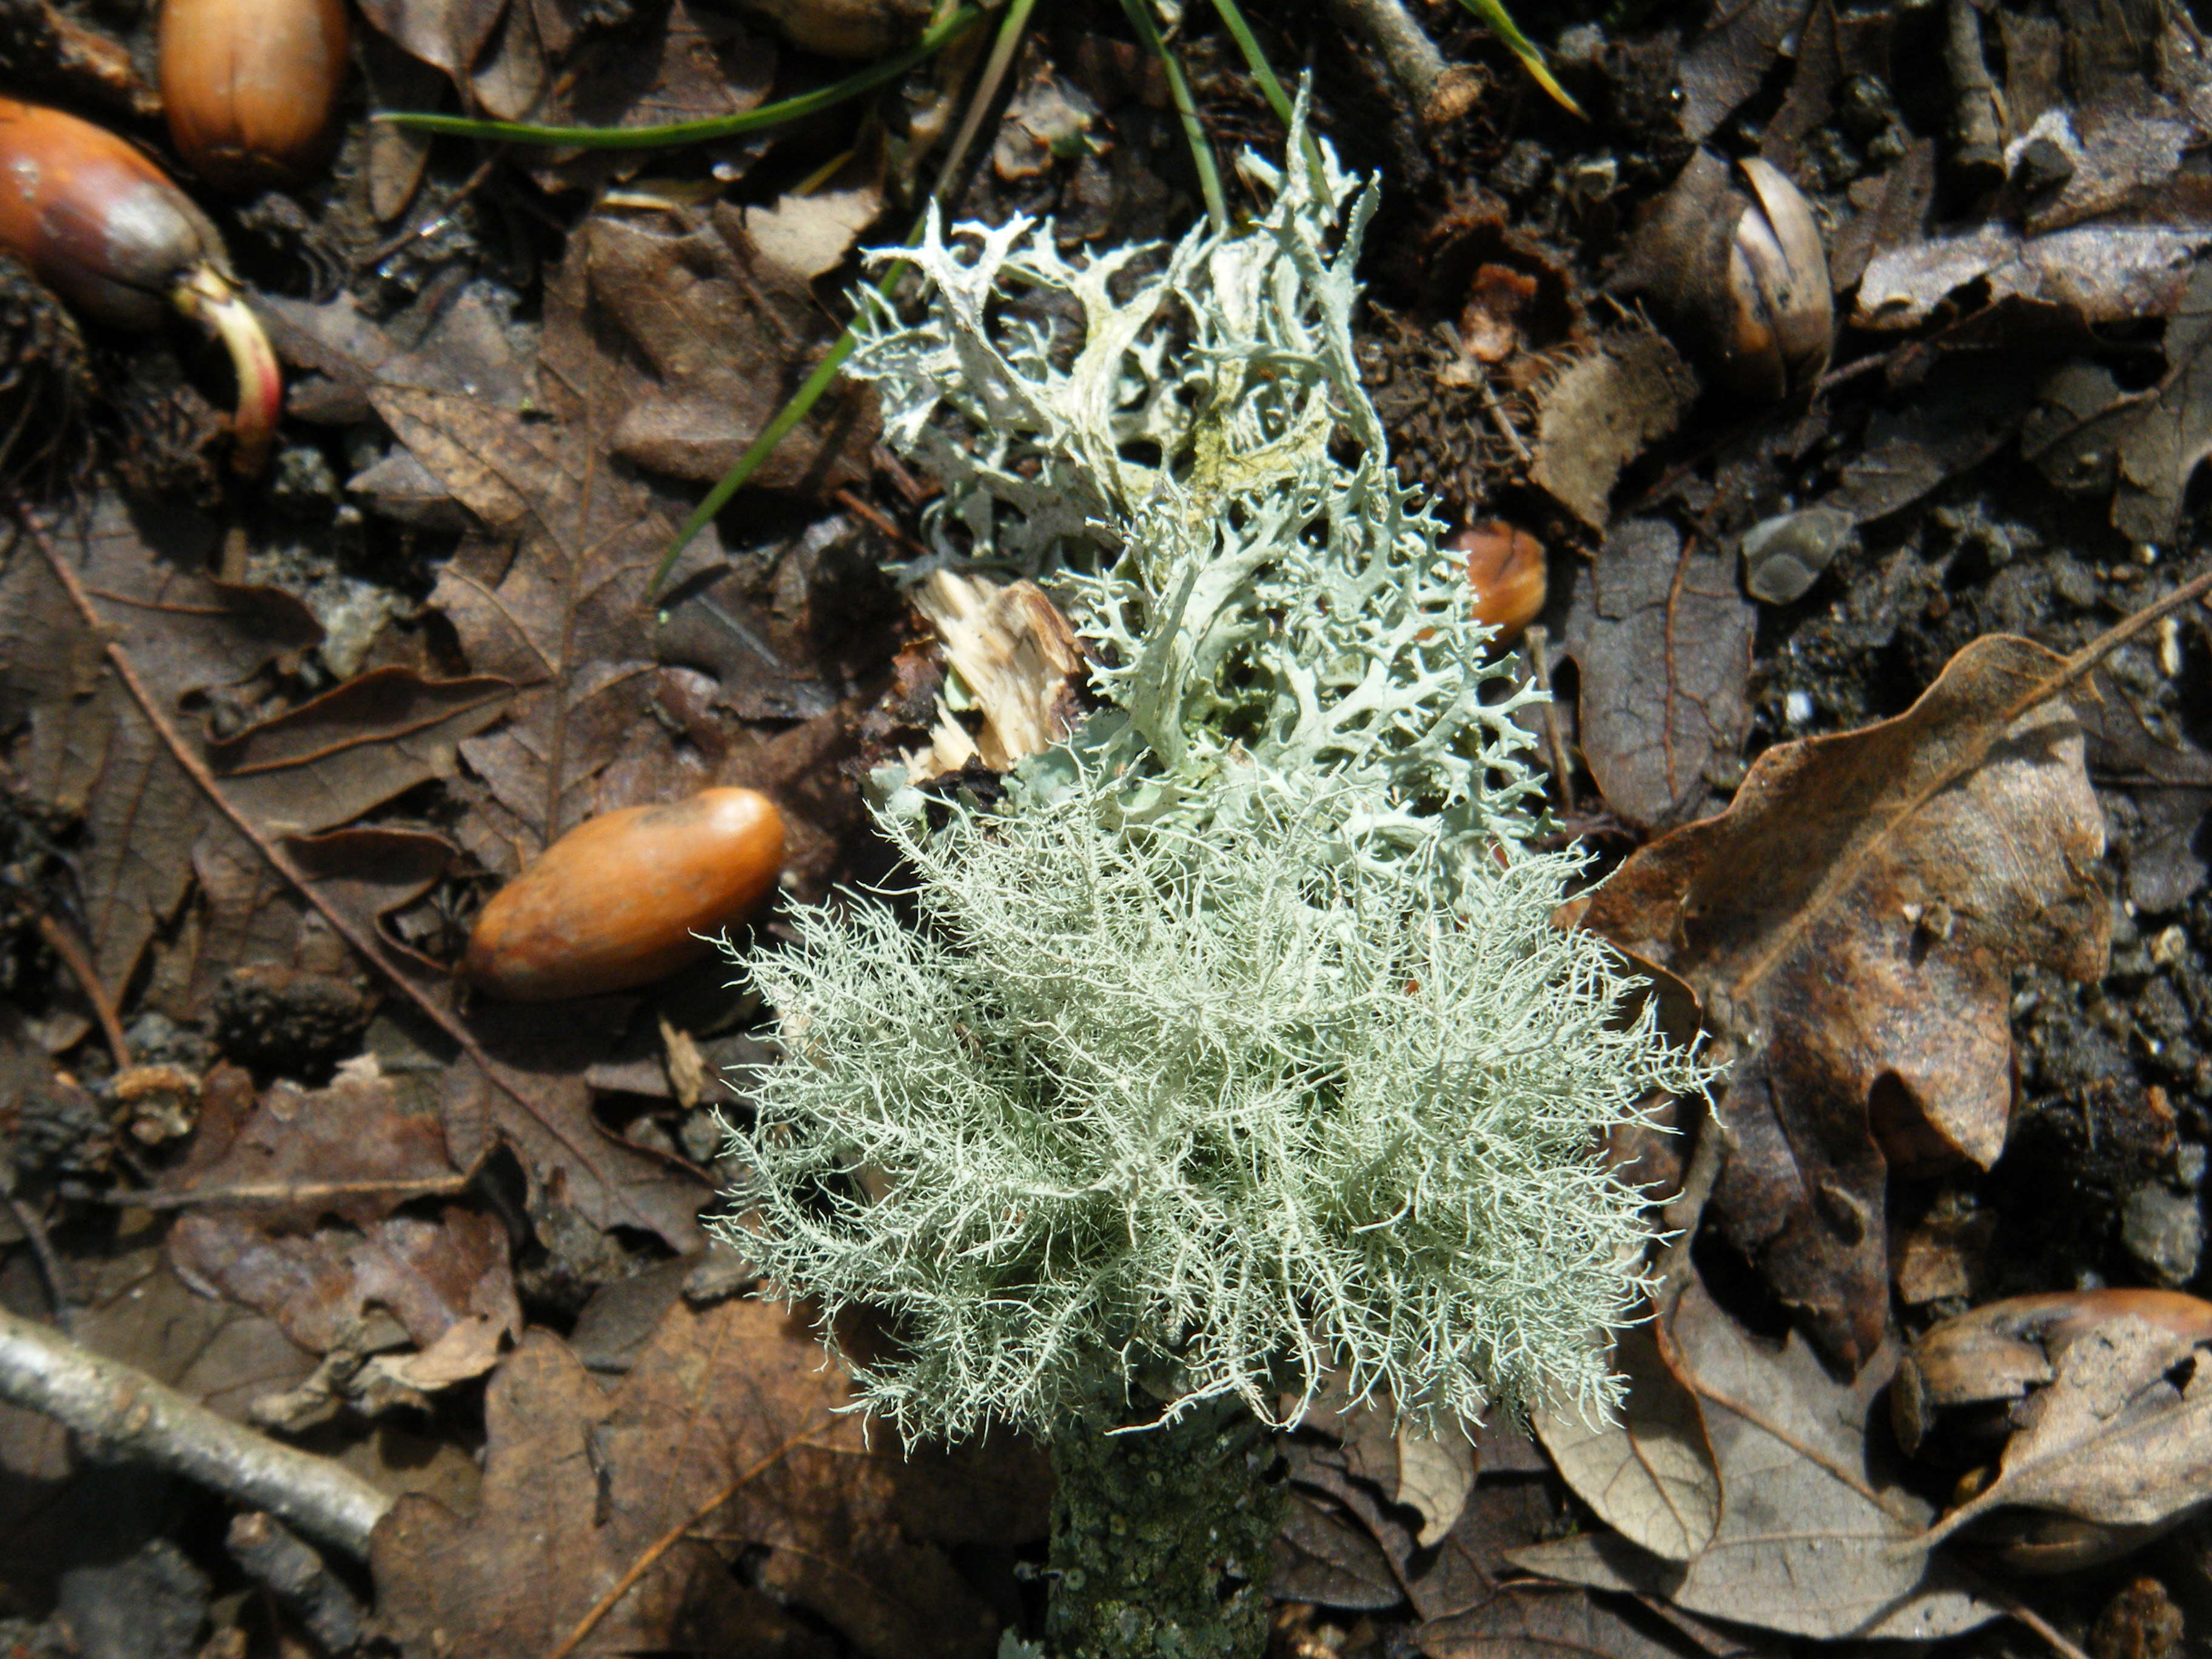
464 788 786 1002
0 97 280 472
1447 521 1547 643
159 0 349 192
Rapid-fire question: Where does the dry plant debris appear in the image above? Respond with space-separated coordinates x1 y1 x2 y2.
1562 517 1757 831
369 1293 1047 1659
1577 631 2117 1366
1513 1274 1999 1642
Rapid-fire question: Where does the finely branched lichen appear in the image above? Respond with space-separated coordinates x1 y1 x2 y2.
720 108 1710 1463
739 773 1697 1441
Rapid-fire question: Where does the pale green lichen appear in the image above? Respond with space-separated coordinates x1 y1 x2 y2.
720 103 1710 1447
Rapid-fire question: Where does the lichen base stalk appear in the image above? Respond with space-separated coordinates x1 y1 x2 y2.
1045 1397 1284 1659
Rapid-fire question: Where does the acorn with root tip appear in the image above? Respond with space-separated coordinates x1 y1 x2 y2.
0 97 281 472
465 788 786 1001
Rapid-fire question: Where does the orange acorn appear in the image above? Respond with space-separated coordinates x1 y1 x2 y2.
159 0 350 192
465 788 786 1001
1447 521 1547 643
0 97 281 472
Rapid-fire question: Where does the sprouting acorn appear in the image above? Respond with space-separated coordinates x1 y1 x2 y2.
0 96 281 472
464 788 786 1001
159 0 350 192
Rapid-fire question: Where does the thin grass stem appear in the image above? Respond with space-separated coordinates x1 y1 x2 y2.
374 4 987 148
1115 0 1228 229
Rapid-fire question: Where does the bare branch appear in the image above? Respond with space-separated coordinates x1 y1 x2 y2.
0 1305 392 1558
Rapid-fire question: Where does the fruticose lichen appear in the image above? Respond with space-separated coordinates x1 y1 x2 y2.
719 108 1710 1449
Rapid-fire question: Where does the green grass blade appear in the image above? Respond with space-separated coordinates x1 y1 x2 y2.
1205 0 1292 127
1204 0 1327 192
1114 0 1228 229
375 4 986 149
928 0 1040 206
1448 0 1585 118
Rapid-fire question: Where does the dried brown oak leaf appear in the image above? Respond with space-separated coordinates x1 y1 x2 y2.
2025 261 2212 545
1563 518 1755 831
386 383 715 873
508 0 774 193
1273 1491 1404 1612
1903 1297 2212 1569
1677 0 1811 142
1511 1276 1998 1642
1417 1582 1755 1659
170 1204 515 1359
397 375 882 907
149 680 509 1025
1285 1376 1476 1552
2077 677 2212 913
160 1059 472 1221
1533 1322 1719 1564
158 1061 519 1364
540 201 875 496
258 281 535 431
165 823 458 1017
352 0 504 97
370 1295 1050 1659
1574 634 2110 1367
0 503 503 1019
0 504 315 1026
0 506 506 1013
1284 1401 1563 1626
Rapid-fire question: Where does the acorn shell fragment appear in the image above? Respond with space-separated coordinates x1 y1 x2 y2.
464 788 786 1001
1449 521 1547 643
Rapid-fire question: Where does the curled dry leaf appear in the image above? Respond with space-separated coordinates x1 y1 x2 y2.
1395 1429 1476 1550
1511 1275 1998 1643
1912 1309 2212 1570
1284 1386 1565 1628
2024 260 2212 544
1676 0 1815 142
158 1060 520 1367
1273 1491 1404 1612
1527 330 1697 531
1892 1287 2212 1457
2076 675 2212 913
1855 221 2210 333
1575 633 2111 1367
170 1204 517 1363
